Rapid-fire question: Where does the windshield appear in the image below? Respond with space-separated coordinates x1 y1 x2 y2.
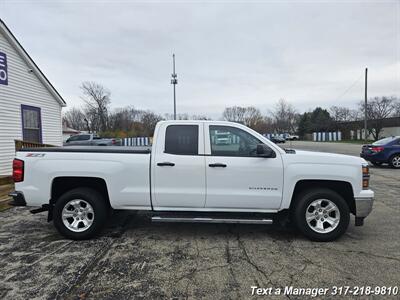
372 136 397 146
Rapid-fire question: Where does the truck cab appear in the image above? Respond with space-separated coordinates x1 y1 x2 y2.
151 121 284 211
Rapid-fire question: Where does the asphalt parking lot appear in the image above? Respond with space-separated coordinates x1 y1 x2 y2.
0 141 399 299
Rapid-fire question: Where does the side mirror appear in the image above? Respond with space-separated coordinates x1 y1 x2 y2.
257 144 276 158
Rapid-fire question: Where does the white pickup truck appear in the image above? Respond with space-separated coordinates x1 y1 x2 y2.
9 120 374 242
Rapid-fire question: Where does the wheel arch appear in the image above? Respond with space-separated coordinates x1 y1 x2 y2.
289 179 355 215
389 152 400 167
50 176 111 209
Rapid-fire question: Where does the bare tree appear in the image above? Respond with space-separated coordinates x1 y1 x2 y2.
164 113 211 120
108 106 142 132
393 98 400 117
81 82 111 133
329 105 359 130
252 116 274 133
350 109 361 121
191 114 211 120
222 106 264 130
242 107 264 129
329 106 357 123
107 107 164 136
140 111 164 136
62 108 87 130
270 99 299 133
359 96 397 140
222 106 247 123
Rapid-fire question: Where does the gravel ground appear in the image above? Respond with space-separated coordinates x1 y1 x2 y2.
0 141 399 299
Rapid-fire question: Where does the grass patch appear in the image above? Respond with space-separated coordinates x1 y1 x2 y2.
333 140 375 144
294 140 375 144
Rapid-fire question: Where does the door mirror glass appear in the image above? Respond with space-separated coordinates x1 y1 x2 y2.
256 144 276 158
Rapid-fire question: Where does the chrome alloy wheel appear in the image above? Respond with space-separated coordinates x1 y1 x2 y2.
392 156 400 168
62 199 94 232
305 199 340 233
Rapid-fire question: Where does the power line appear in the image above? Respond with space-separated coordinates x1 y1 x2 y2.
364 67 368 142
333 73 364 103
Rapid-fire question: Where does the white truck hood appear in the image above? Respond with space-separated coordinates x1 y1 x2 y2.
287 149 367 166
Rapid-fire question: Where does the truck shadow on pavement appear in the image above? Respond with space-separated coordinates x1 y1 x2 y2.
104 210 301 242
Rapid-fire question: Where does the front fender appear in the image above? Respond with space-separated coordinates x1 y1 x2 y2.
281 162 360 209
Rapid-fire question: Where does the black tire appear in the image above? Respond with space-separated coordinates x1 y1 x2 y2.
389 154 400 169
293 188 350 242
371 161 382 166
53 188 108 240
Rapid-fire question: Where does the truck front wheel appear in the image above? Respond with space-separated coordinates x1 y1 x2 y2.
53 188 108 240
293 189 350 242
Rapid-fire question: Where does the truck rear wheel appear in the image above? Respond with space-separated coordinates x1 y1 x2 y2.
293 188 350 242
53 188 108 240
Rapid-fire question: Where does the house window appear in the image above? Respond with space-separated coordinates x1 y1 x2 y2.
21 105 42 143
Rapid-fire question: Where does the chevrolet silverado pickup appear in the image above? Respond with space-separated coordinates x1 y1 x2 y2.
9 120 374 241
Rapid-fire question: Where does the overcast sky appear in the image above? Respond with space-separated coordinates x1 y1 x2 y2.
1 0 399 118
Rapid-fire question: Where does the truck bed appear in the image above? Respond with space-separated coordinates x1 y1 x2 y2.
19 146 152 154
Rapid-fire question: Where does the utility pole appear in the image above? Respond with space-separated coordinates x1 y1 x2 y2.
171 54 178 120
364 67 368 142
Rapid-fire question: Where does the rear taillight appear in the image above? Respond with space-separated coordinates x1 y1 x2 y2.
371 146 384 153
12 159 24 182
362 165 370 189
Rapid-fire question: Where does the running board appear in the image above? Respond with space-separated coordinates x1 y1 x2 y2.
151 216 273 225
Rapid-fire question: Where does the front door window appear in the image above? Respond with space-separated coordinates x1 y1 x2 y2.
209 125 261 157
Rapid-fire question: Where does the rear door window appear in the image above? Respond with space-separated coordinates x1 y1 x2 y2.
165 125 198 155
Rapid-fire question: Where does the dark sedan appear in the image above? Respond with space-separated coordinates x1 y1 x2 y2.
269 136 286 144
360 136 400 168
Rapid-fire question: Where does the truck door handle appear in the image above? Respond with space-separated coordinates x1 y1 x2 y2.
157 162 175 167
209 163 227 168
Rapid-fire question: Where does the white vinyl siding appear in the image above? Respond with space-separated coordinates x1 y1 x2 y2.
0 30 63 175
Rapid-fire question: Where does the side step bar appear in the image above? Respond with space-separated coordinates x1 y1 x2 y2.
151 216 273 225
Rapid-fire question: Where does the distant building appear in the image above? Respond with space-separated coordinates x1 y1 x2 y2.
0 19 66 175
338 117 400 140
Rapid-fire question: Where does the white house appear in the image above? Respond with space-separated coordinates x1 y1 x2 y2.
0 19 66 176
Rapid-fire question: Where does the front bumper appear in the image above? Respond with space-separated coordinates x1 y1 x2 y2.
355 196 374 218
8 191 26 206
